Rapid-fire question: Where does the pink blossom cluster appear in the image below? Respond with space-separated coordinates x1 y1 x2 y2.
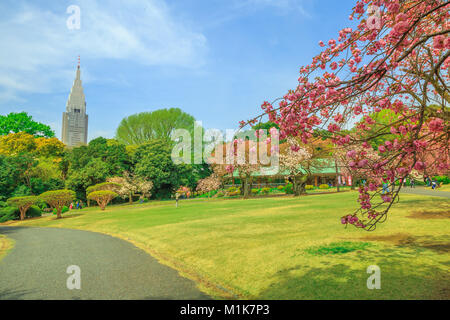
242 0 449 230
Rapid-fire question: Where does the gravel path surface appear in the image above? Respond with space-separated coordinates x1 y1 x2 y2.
0 226 210 300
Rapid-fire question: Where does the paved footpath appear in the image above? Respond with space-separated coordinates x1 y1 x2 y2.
0 226 210 300
400 187 450 199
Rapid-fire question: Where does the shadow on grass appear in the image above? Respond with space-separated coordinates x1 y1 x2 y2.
258 234 450 300
258 258 450 300
360 233 450 254
407 210 450 219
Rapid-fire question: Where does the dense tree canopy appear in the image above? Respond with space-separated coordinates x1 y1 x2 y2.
65 137 131 200
116 108 196 145
0 132 64 157
0 112 55 137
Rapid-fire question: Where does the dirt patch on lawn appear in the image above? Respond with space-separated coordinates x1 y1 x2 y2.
407 210 450 219
360 233 416 246
360 233 450 253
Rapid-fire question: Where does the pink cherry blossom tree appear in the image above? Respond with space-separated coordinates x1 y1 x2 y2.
241 0 449 231
196 173 222 196
279 137 313 196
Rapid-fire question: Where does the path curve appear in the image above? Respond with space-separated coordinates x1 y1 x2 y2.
400 186 450 198
0 226 210 300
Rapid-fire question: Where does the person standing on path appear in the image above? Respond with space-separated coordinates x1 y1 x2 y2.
175 193 180 208
410 178 415 188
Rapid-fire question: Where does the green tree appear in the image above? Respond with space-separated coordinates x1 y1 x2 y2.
87 190 118 210
0 112 55 137
7 195 39 220
0 155 23 200
116 108 196 145
40 190 75 219
65 138 131 200
133 140 185 198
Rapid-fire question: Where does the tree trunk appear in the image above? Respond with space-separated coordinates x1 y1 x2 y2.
19 208 26 221
293 175 307 196
335 159 340 192
129 192 133 204
243 176 252 199
56 208 62 219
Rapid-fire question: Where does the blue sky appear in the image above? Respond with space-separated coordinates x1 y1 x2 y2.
0 0 356 141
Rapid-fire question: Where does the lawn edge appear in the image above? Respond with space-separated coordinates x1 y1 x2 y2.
1 224 246 300
0 234 14 262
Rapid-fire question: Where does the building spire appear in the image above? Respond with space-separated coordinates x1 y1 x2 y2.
62 57 88 147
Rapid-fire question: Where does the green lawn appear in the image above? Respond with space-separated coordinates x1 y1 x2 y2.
5 192 450 300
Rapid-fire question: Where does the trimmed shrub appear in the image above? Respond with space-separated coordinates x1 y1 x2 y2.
305 185 314 190
7 195 39 220
319 184 330 189
251 188 259 195
277 185 285 192
40 189 76 219
86 182 122 195
87 190 118 210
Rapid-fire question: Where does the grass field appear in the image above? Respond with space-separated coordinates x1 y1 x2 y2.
4 192 449 300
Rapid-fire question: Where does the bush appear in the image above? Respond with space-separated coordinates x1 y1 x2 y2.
285 183 293 194
434 176 449 184
226 186 241 197
261 187 271 194
277 185 285 192
35 199 48 210
227 186 238 193
27 205 42 218
53 206 69 215
251 188 259 195
0 206 19 223
0 201 7 208
319 184 330 189
305 185 314 190
215 190 225 198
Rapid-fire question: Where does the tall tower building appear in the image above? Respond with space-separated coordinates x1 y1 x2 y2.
62 59 88 147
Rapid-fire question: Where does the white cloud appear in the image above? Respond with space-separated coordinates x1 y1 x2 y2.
233 0 312 16
0 0 207 101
